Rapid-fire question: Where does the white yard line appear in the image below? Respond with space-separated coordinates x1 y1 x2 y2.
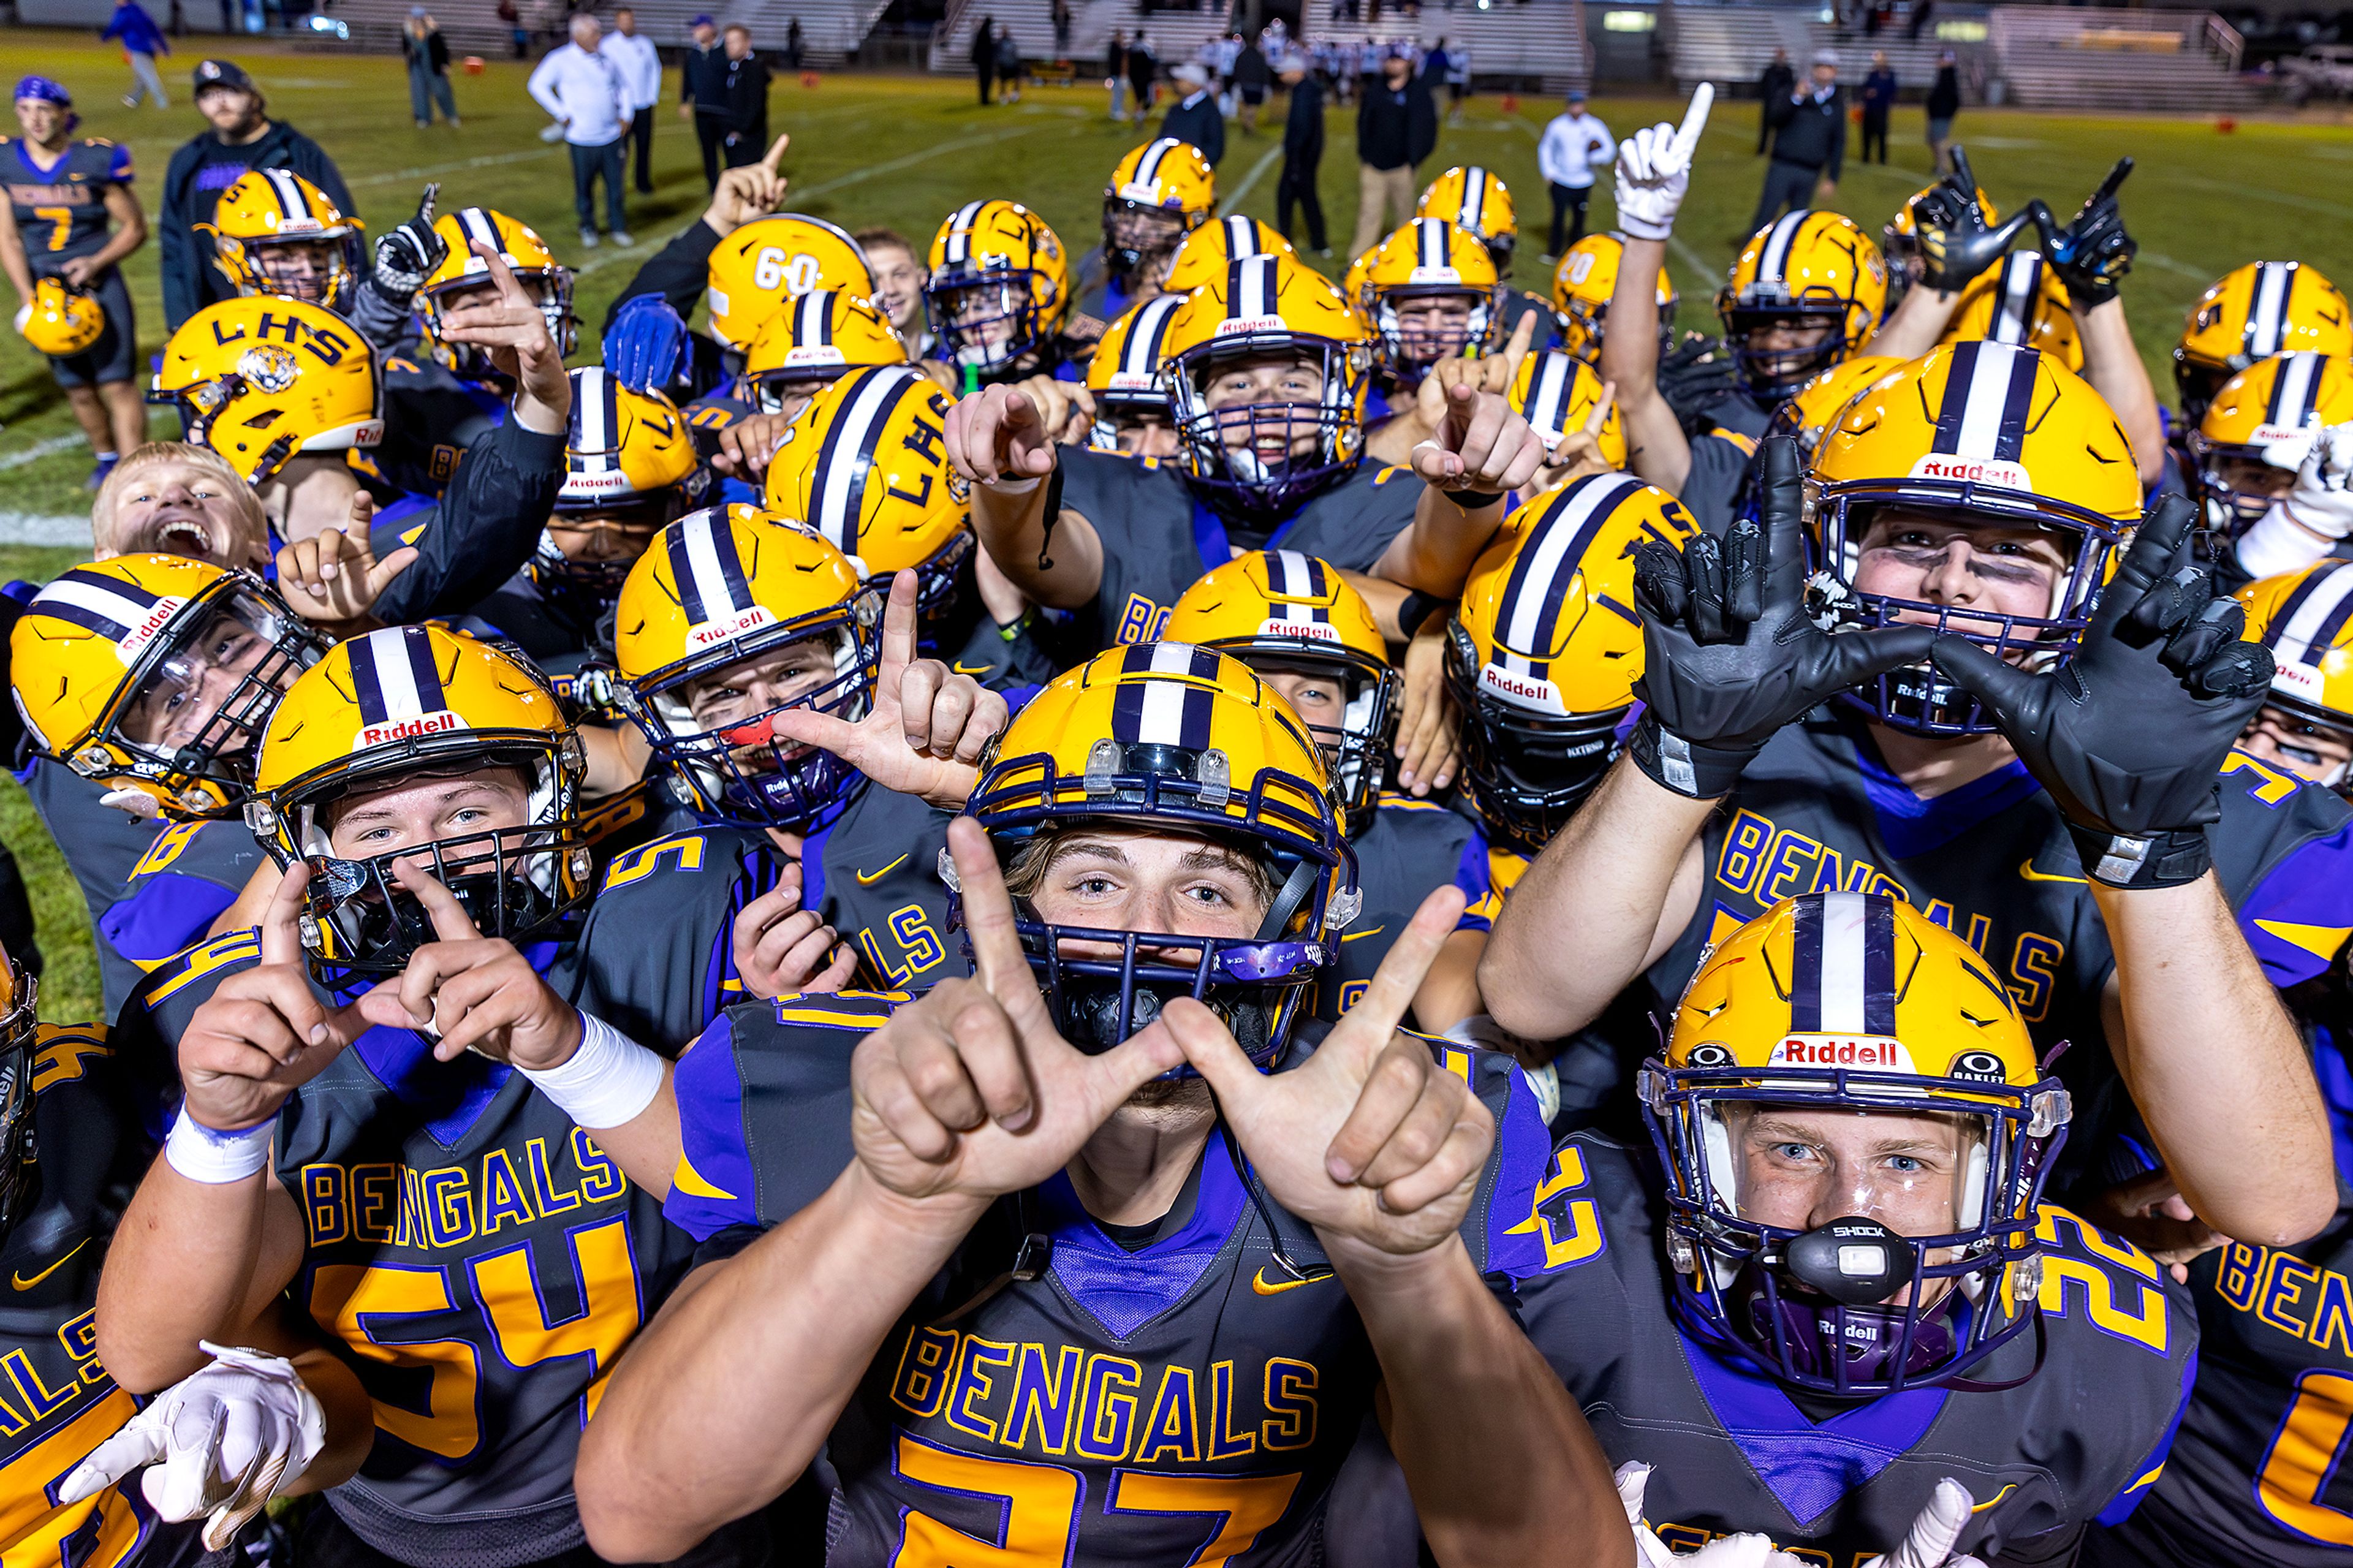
1218 145 1285 213
0 514 93 547
0 434 88 472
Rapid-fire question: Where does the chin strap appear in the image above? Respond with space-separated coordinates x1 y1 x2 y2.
1256 857 1322 944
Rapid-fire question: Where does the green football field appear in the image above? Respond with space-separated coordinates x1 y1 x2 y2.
1 33 2349 1019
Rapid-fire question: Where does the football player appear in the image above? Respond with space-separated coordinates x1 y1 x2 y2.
1079 138 1216 319
1351 218 1506 396
2234 558 2353 794
1082 293 1186 458
1163 551 1489 1023
570 646 1632 1566
2187 352 2353 546
1 77 146 485
1504 347 1629 496
2173 258 2353 428
853 224 933 357
925 198 1090 390
1519 890 2197 1559
1416 165 1552 342
1481 360 2348 1251
605 504 1003 993
191 169 364 314
1550 230 1675 366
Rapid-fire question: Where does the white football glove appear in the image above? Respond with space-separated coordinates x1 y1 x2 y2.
2237 421 2353 580
1613 83 1713 242
1862 1479 1988 1568
60 1342 326 1552
1615 1461 1816 1567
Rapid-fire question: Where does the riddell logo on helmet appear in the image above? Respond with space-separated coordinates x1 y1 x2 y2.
686 605 776 648
355 710 466 748
782 346 848 368
1908 455 2031 490
115 596 190 662
1217 316 1288 337
1478 665 1565 713
1769 1035 1917 1072
1258 618 1339 641
1406 265 1463 285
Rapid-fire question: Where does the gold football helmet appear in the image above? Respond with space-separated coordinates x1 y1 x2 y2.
1718 210 1888 404
542 368 710 597
416 206 578 377
1551 232 1675 364
1161 254 1377 521
1161 214 1300 298
2190 352 2353 536
1086 294 1187 453
1642 890 2070 1396
1509 349 1627 470
1767 354 1904 466
1164 550 1399 828
2237 558 2353 792
705 214 875 351
1104 138 1216 289
10 555 324 818
762 365 974 623
244 624 591 971
925 199 1071 380
1882 180 1996 306
1940 251 2081 373
1808 344 2143 736
1417 165 1518 272
20 276 102 357
1447 472 1700 853
2177 260 2353 426
152 298 383 483
965 641 1352 1065
197 169 365 310
612 504 878 831
740 289 910 419
1353 218 1504 382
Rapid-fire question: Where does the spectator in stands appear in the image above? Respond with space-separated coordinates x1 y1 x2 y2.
606 7 661 194
1860 49 1895 162
500 0 527 58
1161 62 1226 165
402 7 459 127
529 11 635 251
680 14 728 187
1277 58 1328 255
1350 44 1434 257
786 17 805 70
996 28 1025 103
973 15 996 104
102 0 170 109
1927 47 1961 171
1108 29 1129 119
714 24 771 168
1537 88 1611 262
1126 29 1157 120
1053 0 1072 59
1234 31 1270 133
161 59 350 330
1753 47 1843 230
1909 0 1934 42
1756 46 1792 153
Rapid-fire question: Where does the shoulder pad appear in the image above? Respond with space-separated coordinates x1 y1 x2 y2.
2031 1204 2184 1360
141 927 262 1007
32 1024 110 1097
598 828 756 893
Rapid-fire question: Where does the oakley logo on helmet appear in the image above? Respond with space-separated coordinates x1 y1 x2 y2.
1908 455 2032 489
1768 1035 1917 1072
355 710 465 748
686 605 777 648
1948 1050 2008 1083
1685 1043 1734 1067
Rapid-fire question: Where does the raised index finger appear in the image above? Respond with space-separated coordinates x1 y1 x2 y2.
946 816 1032 1007
877 569 920 689
259 861 314 968
760 131 791 173
1672 81 1714 161
2091 156 2133 208
469 239 522 305
1329 884 1466 1064
392 860 485 943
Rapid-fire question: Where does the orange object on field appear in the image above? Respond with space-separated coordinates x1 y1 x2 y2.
1501 92 1518 113
800 69 820 86
462 55 485 73
2217 115 2237 132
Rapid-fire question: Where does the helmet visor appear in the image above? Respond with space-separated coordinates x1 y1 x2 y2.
108 590 320 803
248 235 357 305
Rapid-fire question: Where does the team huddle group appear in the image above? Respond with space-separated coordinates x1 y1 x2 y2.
3 50 2353 1568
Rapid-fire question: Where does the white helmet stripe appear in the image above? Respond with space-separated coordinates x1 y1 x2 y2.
1134 140 1171 189
1939 341 2034 461
812 364 909 550
266 169 311 222
2270 351 2324 427
574 368 618 472
1810 890 1873 1034
1526 352 1573 442
2249 262 2295 358
460 208 502 256
1233 255 1276 320
1225 214 1258 257
1991 253 2039 345
1498 475 1639 673
1759 211 1808 282
1460 167 1486 230
2278 561 2353 668
1418 218 1446 271
33 576 169 643
353 627 430 722
944 202 985 267
1122 295 1184 378
678 507 752 621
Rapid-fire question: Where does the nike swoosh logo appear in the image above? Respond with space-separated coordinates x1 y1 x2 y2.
855 852 911 885
952 661 996 676
1251 1265 1326 1296
13 1237 88 1291
2017 859 2088 885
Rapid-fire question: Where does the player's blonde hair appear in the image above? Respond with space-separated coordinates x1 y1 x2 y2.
91 441 268 564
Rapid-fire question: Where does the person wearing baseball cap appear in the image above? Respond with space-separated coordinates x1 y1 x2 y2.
1753 45 1845 229
1162 59 1224 165
680 14 731 189
159 58 354 330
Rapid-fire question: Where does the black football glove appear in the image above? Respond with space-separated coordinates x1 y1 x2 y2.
1929 491 2273 888
1656 332 1741 438
2034 157 2137 309
1627 437 1938 798
1909 148 2047 297
372 183 448 306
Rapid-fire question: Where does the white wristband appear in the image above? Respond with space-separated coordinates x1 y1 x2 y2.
518 1013 665 1129
2236 504 2336 581
164 1109 274 1184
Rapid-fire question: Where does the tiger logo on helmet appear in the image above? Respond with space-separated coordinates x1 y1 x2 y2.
961 642 1355 1064
762 365 974 625
2189 352 2353 536
540 368 710 598
1160 254 1376 523
196 169 365 311
1939 251 2081 373
417 206 578 378
1509 349 1628 474
2175 260 2353 427
740 289 909 420
152 298 383 483
1643 890 2072 1396
1164 551 1400 830
10 555 325 819
1102 139 1216 291
925 200 1070 381
1160 214 1298 298
1417 165 1518 274
19 276 102 358
2235 558 2353 794
243 624 593 971
1352 218 1504 384
1767 354 1903 468
1446 472 1700 854
1717 210 1888 405
1085 294 1186 456
1551 232 1675 365
612 504 879 833
705 214 874 352
1806 343 2143 737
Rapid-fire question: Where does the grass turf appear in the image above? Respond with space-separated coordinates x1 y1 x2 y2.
0 37 2349 1017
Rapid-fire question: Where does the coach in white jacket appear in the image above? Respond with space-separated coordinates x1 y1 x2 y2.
529 12 636 248
606 7 664 196
1536 88 1612 262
